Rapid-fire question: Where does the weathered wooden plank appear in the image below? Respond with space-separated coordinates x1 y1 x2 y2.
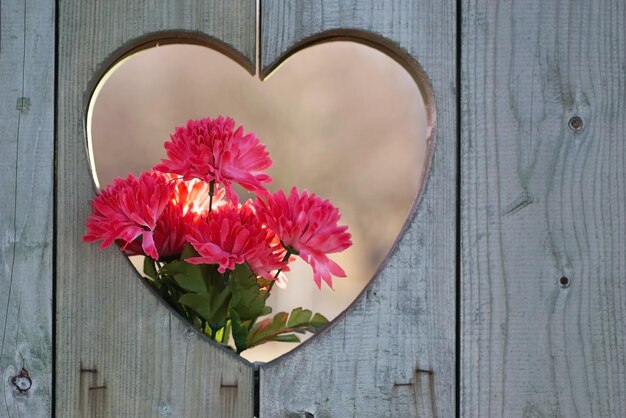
461 0 626 416
57 1 256 416
259 1 457 417
0 0 54 416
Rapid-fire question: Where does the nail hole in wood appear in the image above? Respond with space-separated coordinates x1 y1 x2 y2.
559 276 570 288
568 116 584 131
158 402 172 416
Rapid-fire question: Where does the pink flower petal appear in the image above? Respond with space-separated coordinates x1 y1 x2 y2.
154 116 272 200
253 188 352 289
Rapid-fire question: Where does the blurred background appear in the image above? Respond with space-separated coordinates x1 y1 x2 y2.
88 42 428 361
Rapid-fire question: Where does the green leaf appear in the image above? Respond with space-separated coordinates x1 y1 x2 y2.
309 313 329 331
246 308 329 348
230 309 249 353
271 334 301 343
161 260 224 294
221 320 231 345
179 287 231 325
181 243 199 260
168 263 198 291
173 271 207 293
256 277 273 288
143 257 158 280
228 264 270 321
286 307 313 328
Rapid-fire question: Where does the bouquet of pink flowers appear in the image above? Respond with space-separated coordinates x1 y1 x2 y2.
83 116 352 353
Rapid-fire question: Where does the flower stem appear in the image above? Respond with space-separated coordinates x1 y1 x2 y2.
208 180 215 212
269 250 292 291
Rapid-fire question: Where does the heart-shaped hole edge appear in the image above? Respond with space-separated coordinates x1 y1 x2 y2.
83 30 437 366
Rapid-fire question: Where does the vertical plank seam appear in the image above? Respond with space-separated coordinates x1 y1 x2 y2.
52 0 59 415
455 0 462 417
252 362 261 417
256 0 261 76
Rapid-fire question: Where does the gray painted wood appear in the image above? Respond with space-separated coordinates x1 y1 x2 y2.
259 1 457 417
0 0 54 416
57 1 256 416
461 0 626 416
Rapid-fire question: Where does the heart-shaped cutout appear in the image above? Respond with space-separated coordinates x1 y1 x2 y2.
87 41 429 362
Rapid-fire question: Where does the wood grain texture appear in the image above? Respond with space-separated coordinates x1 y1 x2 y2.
259 1 457 417
57 1 256 416
461 0 626 416
0 0 54 416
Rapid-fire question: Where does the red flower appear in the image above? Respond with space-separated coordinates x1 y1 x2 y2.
253 187 352 289
186 202 287 279
122 177 220 259
154 116 272 204
121 203 193 260
83 171 175 260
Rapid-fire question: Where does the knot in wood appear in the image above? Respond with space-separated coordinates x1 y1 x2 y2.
11 368 32 392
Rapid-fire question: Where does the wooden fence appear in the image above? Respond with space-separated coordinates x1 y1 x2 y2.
1 0 624 416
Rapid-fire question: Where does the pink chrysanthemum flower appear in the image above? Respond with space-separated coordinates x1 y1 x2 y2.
122 177 220 259
186 202 287 279
253 187 352 289
121 203 194 260
154 116 272 204
83 171 176 260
